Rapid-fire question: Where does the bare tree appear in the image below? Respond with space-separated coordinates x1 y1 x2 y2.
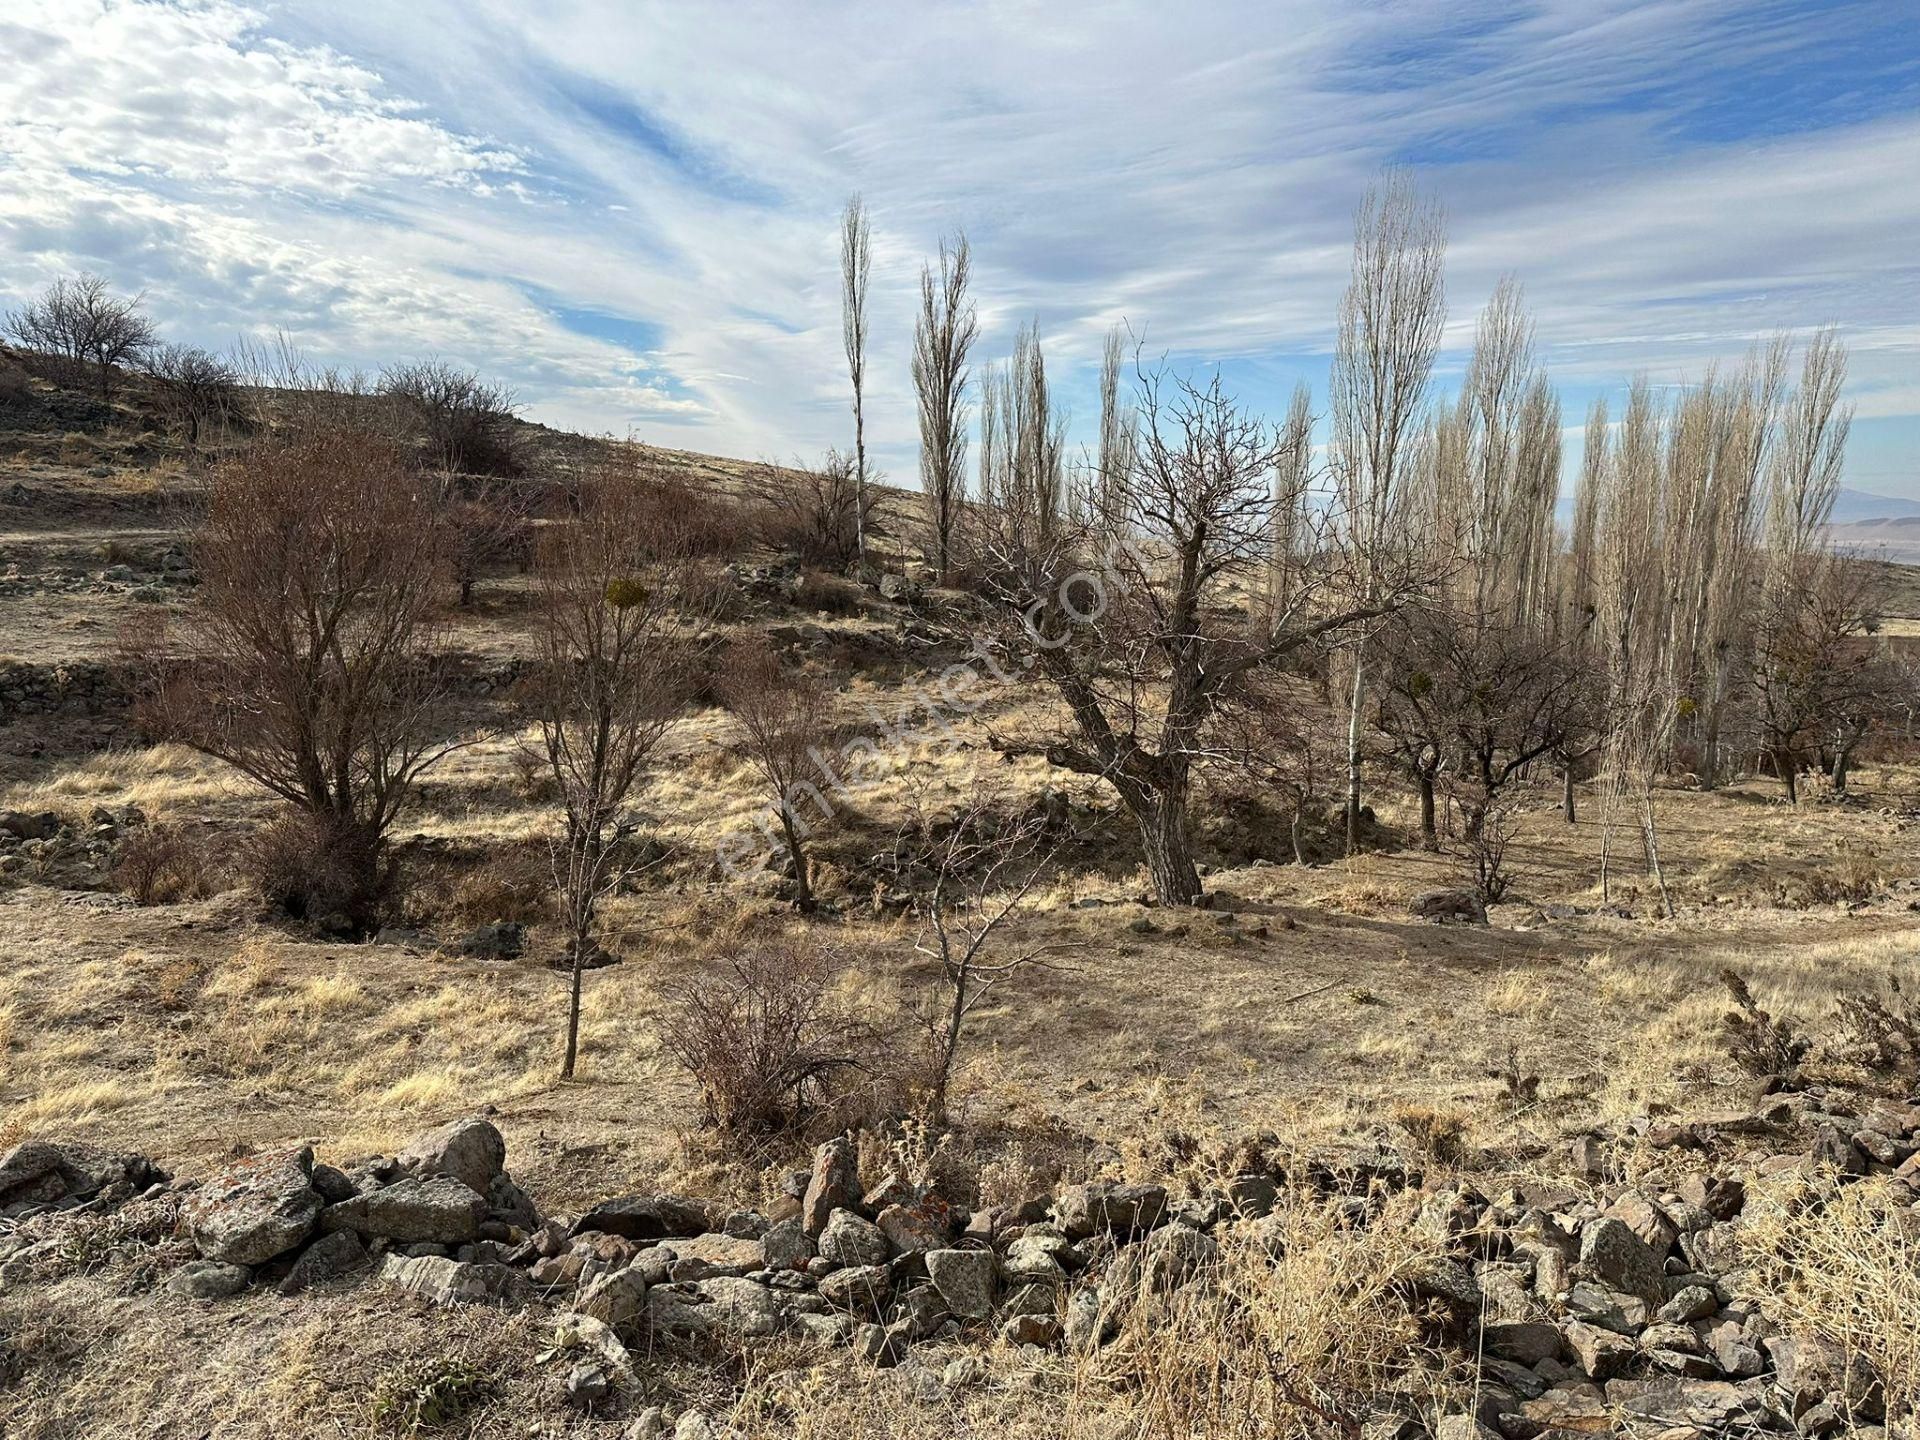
379 358 520 475
126 422 456 919
968 365 1409 905
841 194 872 570
1329 174 1448 852
717 635 840 911
979 322 1067 537
1265 383 1314 628
894 785 1068 1122
912 233 977 580
143 343 239 452
751 449 874 569
1094 324 1138 531
532 453 715 1077
5 273 157 398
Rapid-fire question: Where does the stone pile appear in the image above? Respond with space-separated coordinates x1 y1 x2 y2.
0 661 127 717
0 1085 1914 1439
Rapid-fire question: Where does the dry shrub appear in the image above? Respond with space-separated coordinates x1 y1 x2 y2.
444 853 551 927
1776 844 1888 907
1393 1103 1468 1164
662 941 877 1136
794 570 868 617
1740 1175 1919 1426
1082 1193 1466 1438
237 811 364 923
1719 967 1811 1085
1830 970 1920 1078
112 824 219 905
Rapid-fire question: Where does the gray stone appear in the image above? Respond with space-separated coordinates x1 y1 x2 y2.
818 1263 892 1317
1053 1180 1167 1239
322 1175 486 1244
925 1248 996 1320
818 1208 890 1267
802 1137 861 1235
1563 1319 1636 1379
185 1146 323 1266
381 1253 533 1308
278 1230 367 1294
645 1277 784 1338
760 1218 815 1271
397 1116 506 1196
165 1260 251 1300
573 1194 709 1242
1578 1217 1667 1305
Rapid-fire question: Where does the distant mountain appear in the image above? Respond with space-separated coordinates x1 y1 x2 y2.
1830 487 1920 524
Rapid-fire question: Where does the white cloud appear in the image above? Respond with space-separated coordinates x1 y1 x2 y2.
1 0 1914 490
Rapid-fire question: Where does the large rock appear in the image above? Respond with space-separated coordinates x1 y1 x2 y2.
645 1277 784 1338
278 1230 367 1295
802 1137 861 1235
819 1263 893 1318
663 1232 764 1281
397 1116 506 1197
818 1208 890 1267
1577 1216 1667 1305
925 1249 997 1320
876 1196 956 1256
322 1175 487 1244
1054 1181 1168 1240
573 1194 709 1242
165 1260 251 1300
185 1147 324 1266
576 1263 650 1327
381 1253 533 1308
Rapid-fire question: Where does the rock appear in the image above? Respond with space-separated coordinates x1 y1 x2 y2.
760 1218 815 1271
1604 1188 1678 1256
381 1253 533 1308
1054 1180 1168 1240
819 1263 892 1317
1110 1221 1218 1297
802 1137 861 1235
574 1194 709 1242
645 1277 784 1338
1656 1284 1719 1323
396 1116 506 1197
309 1163 357 1206
1482 1321 1563 1366
454 921 524 960
185 1147 324 1266
1563 1319 1636 1379
664 1232 764 1281
1433 1419 1499 1440
925 1248 997 1320
1000 1313 1062 1347
322 1175 487 1244
485 1172 539 1230
165 1260 251 1299
876 1196 955 1256
577 1264 651 1326
566 1361 612 1406
278 1230 367 1294
818 1208 890 1267
1577 1216 1667 1305
1407 888 1486 924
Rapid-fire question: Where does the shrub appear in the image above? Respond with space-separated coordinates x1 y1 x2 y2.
662 941 875 1136
1719 967 1811 1086
1831 969 1920 1078
112 824 219 905
238 811 367 925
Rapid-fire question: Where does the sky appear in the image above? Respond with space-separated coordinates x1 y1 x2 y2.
2 0 1917 497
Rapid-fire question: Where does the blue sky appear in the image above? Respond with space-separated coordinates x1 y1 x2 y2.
2 0 1916 496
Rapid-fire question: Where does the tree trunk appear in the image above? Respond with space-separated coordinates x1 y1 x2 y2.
1418 772 1437 851
1832 744 1852 796
1290 804 1307 867
781 812 814 911
1773 748 1798 804
1344 656 1366 854
559 828 598 1080
1135 790 1201 906
1562 764 1576 824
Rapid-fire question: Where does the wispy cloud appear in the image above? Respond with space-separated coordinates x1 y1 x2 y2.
2 0 1915 489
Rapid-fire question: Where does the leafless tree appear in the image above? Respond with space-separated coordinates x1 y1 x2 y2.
1265 383 1314 628
126 422 457 919
751 449 874 569
143 343 239 452
5 273 157 398
379 358 520 475
531 452 716 1077
717 635 840 911
967 363 1409 905
912 233 977 580
841 194 872 570
1094 324 1138 531
1329 174 1448 852
980 321 1067 539
894 784 1068 1122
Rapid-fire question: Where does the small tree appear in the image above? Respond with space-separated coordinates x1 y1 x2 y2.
5 272 156 398
379 358 520 475
143 343 239 452
532 455 715 1078
840 195 872 570
750 450 874 569
127 423 456 919
717 636 839 911
912 233 977 580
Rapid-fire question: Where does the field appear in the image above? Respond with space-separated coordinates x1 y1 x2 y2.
3 368 1919 1438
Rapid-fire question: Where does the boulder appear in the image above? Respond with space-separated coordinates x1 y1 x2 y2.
1407 888 1487 924
574 1194 709 1242
381 1253 533 1308
760 1217 815 1271
802 1137 861 1235
185 1147 324 1266
818 1208 890 1267
278 1230 367 1295
663 1232 764 1281
1054 1180 1168 1240
876 1196 955 1256
1577 1216 1667 1305
165 1260 252 1300
925 1248 997 1320
397 1116 506 1197
321 1175 487 1244
645 1276 784 1338
819 1263 892 1317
